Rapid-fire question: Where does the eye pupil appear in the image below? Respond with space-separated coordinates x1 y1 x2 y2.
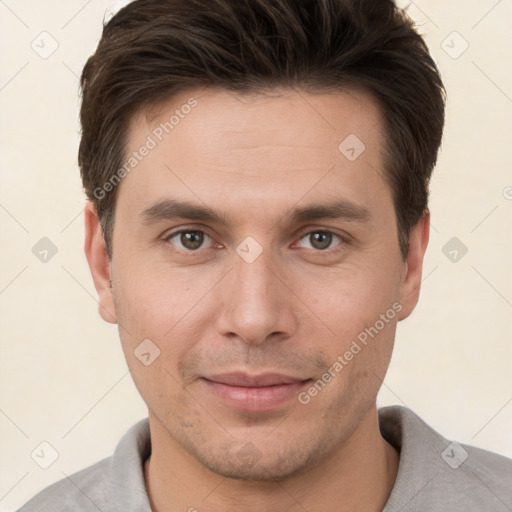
310 232 332 250
181 231 204 250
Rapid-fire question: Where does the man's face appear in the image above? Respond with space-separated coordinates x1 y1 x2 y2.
89 88 424 480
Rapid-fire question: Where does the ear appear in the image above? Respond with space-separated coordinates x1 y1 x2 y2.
84 201 117 324
397 210 430 321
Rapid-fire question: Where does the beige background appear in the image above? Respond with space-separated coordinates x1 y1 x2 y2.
1 1 511 510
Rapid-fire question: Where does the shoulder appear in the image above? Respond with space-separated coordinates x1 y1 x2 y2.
380 405 512 512
17 457 113 512
17 418 151 512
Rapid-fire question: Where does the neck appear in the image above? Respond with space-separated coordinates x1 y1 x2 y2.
144 405 398 512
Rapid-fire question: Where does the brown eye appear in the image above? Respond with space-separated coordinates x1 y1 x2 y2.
166 230 210 251
296 231 342 251
309 232 332 250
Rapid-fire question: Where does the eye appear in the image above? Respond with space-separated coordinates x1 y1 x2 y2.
165 230 213 251
296 231 343 251
164 228 345 254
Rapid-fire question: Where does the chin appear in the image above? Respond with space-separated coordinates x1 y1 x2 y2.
188 437 323 482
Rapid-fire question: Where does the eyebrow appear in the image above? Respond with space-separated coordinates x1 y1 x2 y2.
283 199 371 225
139 198 371 227
140 199 227 226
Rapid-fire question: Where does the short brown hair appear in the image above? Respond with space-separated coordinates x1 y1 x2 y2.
79 0 445 259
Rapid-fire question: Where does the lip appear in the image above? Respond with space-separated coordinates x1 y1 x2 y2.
202 372 311 411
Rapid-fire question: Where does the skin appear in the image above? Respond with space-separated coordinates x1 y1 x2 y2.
85 88 429 511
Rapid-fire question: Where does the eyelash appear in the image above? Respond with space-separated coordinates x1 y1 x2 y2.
163 228 348 255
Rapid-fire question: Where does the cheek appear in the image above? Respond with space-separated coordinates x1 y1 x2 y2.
111 273 186 392
293 261 402 399
111 270 197 407
303 260 402 338
112 262 201 338
302 316 397 425
112 263 221 387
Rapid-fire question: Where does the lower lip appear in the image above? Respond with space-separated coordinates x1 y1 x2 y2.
202 379 310 411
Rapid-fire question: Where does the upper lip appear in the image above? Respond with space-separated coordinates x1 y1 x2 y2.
204 372 308 387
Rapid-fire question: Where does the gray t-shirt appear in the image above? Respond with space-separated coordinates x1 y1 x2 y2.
18 406 512 511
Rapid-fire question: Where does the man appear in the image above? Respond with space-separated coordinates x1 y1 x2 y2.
19 0 512 511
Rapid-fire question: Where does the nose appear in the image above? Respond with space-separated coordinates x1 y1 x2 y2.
215 245 297 346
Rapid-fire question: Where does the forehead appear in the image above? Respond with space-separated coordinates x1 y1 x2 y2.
118 87 390 219
140 87 382 163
